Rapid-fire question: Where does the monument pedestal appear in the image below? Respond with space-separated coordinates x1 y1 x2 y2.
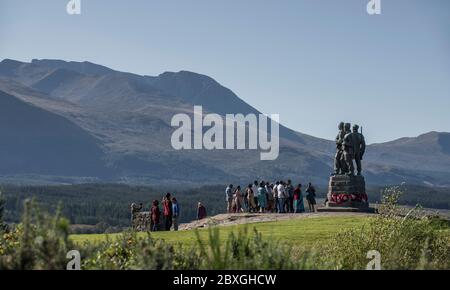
317 175 374 213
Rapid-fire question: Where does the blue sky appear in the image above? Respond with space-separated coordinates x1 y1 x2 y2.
0 0 449 143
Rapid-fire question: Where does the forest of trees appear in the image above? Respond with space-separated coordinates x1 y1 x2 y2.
1 184 225 233
0 183 448 234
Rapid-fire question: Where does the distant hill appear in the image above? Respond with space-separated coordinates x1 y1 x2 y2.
365 132 450 186
368 132 450 172
0 90 110 178
0 58 449 186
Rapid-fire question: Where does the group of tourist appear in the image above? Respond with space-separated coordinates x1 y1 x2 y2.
148 193 180 232
225 180 317 214
134 193 208 232
132 179 317 232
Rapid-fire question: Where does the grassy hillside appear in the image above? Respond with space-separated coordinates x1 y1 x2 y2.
71 215 370 250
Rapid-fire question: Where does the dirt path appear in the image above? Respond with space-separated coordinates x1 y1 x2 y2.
179 212 375 231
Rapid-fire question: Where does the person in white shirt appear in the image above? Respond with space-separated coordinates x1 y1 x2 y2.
277 181 286 213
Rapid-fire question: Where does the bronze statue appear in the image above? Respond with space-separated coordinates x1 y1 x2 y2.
326 123 370 211
333 122 346 175
341 123 352 174
343 124 366 176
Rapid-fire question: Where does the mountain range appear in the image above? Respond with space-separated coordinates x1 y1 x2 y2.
0 58 449 187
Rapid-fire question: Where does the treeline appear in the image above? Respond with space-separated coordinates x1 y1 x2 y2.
1 183 448 233
0 184 225 230
367 185 450 209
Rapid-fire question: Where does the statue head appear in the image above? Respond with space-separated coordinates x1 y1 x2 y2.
344 123 351 132
338 122 344 130
353 124 359 132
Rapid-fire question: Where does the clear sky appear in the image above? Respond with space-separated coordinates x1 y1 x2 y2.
0 0 449 144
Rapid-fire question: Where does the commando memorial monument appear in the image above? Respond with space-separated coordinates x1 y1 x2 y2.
319 122 374 212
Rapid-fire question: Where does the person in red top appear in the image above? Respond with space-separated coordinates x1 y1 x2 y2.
293 184 305 213
150 200 161 232
162 193 173 231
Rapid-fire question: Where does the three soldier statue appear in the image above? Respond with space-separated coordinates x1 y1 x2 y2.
333 122 366 176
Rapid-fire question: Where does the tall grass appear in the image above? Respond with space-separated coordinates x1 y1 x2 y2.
80 227 309 270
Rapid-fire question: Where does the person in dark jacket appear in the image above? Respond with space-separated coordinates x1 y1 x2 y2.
197 202 207 220
225 184 234 213
172 197 180 231
163 193 173 231
306 183 317 212
150 200 161 232
286 179 294 213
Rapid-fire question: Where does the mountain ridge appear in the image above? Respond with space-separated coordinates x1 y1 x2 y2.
0 58 449 187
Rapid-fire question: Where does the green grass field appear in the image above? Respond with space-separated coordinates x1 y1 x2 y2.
70 215 371 250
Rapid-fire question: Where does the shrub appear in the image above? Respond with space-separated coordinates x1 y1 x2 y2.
81 231 189 270
320 187 450 270
0 199 73 270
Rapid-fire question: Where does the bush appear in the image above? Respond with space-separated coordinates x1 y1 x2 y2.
0 199 72 270
320 187 450 270
81 231 184 270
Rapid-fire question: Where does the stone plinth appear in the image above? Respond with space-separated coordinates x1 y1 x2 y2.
132 211 152 231
320 175 370 211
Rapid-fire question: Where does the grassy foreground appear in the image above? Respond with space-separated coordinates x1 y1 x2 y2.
70 215 370 250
